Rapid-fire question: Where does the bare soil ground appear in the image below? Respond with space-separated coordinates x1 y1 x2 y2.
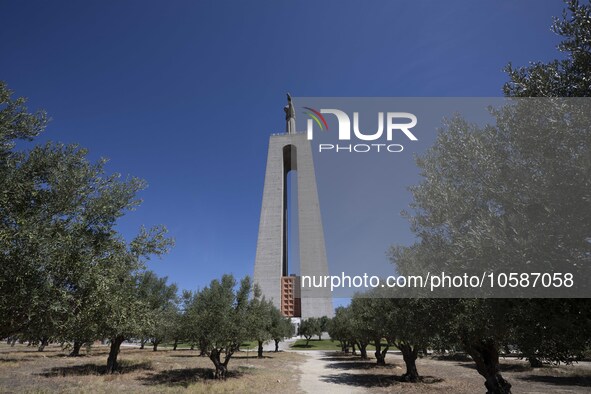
0 343 304 393
2 343 591 393
315 351 591 393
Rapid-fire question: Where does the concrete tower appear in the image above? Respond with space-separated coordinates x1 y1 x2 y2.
253 95 333 319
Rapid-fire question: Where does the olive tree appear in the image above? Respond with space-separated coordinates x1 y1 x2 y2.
0 82 174 371
298 318 321 347
391 2 591 392
136 271 178 351
96 226 173 373
246 285 274 358
327 306 356 353
192 274 252 379
269 307 294 352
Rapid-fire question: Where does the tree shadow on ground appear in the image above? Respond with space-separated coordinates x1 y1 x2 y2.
320 373 443 388
457 361 532 373
2 345 42 353
0 357 36 362
0 348 69 359
232 355 273 359
168 354 199 358
325 361 397 370
431 353 472 362
498 363 533 372
290 344 315 349
519 374 591 387
321 356 369 362
45 353 91 359
39 361 153 377
140 367 244 388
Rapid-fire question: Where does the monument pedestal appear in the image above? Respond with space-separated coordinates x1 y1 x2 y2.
253 132 333 319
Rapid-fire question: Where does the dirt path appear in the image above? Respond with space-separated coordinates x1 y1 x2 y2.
297 350 367 394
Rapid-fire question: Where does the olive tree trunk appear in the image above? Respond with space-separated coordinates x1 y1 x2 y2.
37 337 49 352
358 342 368 360
465 340 512 394
257 340 264 358
199 338 207 356
374 338 389 366
209 348 234 379
342 341 350 353
528 357 543 368
69 341 83 357
106 336 125 374
398 343 420 382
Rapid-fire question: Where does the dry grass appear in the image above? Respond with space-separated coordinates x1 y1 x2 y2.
0 343 304 393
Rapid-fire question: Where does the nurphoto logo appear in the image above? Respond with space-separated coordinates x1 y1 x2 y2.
304 107 418 153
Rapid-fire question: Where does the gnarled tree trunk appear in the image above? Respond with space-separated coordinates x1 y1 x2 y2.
343 341 350 354
465 340 512 394
358 342 368 360
374 338 389 366
209 349 228 379
173 338 179 350
399 343 420 382
106 336 125 374
274 339 280 352
69 341 83 357
38 337 49 352
528 357 543 368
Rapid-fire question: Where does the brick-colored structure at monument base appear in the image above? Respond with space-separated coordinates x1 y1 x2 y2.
281 275 301 317
253 132 333 319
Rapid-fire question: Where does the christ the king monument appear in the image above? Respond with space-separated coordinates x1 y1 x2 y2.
253 94 333 319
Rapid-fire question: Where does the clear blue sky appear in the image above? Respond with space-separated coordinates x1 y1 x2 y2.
0 1 564 295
